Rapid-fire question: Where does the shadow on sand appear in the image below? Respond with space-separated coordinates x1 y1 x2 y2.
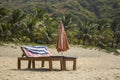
10 68 70 72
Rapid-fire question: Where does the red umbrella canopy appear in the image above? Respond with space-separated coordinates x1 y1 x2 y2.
56 21 70 53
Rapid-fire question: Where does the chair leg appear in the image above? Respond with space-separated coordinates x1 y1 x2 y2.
63 60 66 70
61 58 66 70
18 58 21 69
28 60 31 69
41 61 45 67
49 60 52 71
60 60 64 70
32 61 35 69
73 59 76 70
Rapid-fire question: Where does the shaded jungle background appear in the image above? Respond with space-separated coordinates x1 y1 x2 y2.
0 0 120 54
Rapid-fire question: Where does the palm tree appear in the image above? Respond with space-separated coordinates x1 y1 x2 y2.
61 14 72 30
0 8 11 41
77 20 98 45
0 23 12 41
8 9 26 41
111 19 120 48
44 17 57 44
23 17 39 42
114 31 120 47
9 9 26 24
97 21 114 48
0 8 9 19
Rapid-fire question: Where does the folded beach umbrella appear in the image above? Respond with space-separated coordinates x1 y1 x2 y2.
56 21 70 53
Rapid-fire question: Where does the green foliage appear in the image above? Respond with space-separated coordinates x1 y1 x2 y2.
0 0 120 54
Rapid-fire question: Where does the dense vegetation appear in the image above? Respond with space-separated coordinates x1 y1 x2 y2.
0 0 120 52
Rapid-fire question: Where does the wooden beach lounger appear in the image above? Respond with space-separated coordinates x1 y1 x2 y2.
17 46 77 71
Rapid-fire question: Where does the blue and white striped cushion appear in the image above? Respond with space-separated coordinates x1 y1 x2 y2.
23 46 49 54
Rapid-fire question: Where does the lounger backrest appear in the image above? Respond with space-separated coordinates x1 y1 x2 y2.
21 46 52 57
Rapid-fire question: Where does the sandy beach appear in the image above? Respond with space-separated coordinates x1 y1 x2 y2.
0 44 120 80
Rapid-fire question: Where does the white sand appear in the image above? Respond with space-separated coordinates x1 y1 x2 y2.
0 44 120 80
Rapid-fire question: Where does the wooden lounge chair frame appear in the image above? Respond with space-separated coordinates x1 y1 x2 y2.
17 47 77 71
